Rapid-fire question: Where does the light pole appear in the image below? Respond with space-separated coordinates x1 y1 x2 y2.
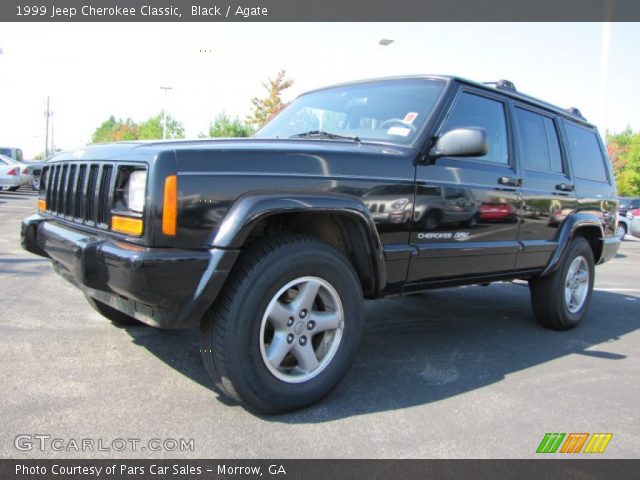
599 23 611 137
160 86 173 139
44 97 53 158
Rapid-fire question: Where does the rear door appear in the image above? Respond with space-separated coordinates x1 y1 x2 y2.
512 104 578 270
408 87 521 284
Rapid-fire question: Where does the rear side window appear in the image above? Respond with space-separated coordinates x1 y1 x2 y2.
442 92 509 165
515 108 564 173
563 122 608 182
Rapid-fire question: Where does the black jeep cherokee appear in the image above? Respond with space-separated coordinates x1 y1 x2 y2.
22 76 620 413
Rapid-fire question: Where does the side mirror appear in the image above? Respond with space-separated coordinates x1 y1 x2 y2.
429 127 488 159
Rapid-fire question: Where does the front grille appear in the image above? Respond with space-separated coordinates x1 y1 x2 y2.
40 162 143 230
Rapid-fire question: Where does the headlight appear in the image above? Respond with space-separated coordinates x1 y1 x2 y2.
126 170 147 213
391 198 411 210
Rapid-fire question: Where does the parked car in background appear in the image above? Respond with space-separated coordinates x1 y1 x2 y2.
626 207 640 222
0 154 32 189
0 146 24 162
631 216 640 238
22 161 44 190
617 215 629 240
0 162 21 190
618 197 640 217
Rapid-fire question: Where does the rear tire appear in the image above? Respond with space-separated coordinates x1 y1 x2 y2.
85 295 145 327
201 235 364 414
615 223 627 241
529 237 594 330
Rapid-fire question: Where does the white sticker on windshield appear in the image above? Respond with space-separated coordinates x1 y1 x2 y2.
387 126 411 137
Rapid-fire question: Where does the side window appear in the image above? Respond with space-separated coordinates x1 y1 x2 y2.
514 107 564 174
563 122 608 182
442 92 509 165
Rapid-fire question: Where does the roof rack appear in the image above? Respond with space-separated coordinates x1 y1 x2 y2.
483 79 517 92
566 107 586 120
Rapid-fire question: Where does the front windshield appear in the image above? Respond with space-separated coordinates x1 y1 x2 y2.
254 78 446 145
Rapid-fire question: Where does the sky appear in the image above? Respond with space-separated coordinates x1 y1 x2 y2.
0 22 639 158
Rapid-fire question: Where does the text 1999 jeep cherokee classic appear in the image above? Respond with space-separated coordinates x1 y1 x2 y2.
22 76 620 413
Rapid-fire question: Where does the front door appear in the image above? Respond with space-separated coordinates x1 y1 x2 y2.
407 89 521 284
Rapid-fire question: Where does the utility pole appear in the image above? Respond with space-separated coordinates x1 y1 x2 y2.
599 22 611 138
160 86 173 139
44 97 53 159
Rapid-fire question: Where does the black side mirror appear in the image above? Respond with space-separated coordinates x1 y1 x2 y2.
429 127 488 160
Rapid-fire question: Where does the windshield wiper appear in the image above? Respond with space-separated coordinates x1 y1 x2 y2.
290 130 360 142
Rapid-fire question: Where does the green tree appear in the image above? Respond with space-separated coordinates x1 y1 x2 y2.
138 112 185 140
205 112 254 138
91 113 185 144
247 70 294 129
92 116 140 143
607 128 640 196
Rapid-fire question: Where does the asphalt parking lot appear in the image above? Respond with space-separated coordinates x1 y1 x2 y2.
1 188 639 459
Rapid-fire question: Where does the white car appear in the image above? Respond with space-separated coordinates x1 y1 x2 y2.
0 162 21 190
631 217 640 238
617 215 629 240
0 154 32 189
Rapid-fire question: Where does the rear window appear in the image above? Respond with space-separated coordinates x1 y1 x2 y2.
563 122 608 182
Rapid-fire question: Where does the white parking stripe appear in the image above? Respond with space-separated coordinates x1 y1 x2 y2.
595 288 640 292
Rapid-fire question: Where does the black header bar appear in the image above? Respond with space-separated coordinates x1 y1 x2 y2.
2 0 639 22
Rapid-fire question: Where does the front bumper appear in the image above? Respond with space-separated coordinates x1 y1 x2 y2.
21 214 239 328
1 176 21 188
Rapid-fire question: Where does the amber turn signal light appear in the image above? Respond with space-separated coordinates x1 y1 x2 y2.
38 199 46 211
162 175 177 236
112 215 144 236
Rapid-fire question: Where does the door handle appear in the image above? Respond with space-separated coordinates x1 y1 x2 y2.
555 183 575 192
498 176 522 187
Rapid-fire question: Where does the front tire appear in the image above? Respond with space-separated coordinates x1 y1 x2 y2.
201 235 364 414
616 223 627 241
529 237 595 330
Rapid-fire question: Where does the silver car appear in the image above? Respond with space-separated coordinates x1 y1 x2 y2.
617 215 629 240
0 161 21 190
631 216 640 238
0 154 32 189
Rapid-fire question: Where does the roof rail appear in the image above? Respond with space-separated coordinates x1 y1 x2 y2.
566 107 586 120
483 79 517 92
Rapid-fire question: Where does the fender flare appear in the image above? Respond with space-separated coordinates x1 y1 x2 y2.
208 193 386 295
541 212 604 277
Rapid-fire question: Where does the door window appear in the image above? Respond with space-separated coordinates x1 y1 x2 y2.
515 108 564 173
442 92 509 165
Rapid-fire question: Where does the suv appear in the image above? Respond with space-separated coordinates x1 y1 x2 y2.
21 76 620 414
0 147 24 162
